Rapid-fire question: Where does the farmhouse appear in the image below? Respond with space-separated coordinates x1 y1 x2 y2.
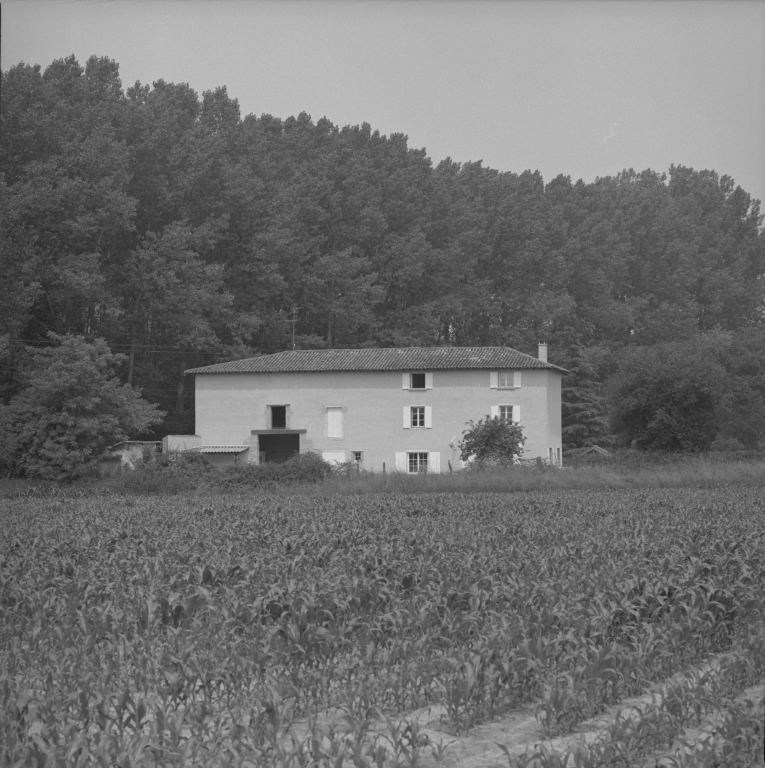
184 345 567 472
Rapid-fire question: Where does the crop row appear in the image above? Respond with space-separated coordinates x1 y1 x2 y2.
2 487 764 766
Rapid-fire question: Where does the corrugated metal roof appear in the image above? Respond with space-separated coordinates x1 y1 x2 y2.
186 347 567 375
199 445 249 454
106 440 161 450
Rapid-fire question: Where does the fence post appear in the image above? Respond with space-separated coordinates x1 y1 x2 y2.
448 460 453 474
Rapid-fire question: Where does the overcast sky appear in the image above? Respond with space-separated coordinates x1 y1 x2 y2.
3 0 765 206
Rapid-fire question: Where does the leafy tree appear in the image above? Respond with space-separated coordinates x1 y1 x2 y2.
0 334 163 479
715 328 765 448
555 334 613 449
3 54 764 448
459 416 525 466
608 338 727 452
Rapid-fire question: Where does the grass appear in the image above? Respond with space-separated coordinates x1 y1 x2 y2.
1 453 764 498
287 458 765 496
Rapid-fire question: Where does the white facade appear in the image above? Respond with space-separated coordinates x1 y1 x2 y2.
188 348 565 472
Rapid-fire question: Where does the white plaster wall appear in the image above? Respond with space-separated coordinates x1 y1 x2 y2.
194 368 563 472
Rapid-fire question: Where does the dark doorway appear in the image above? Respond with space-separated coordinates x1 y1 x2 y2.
270 405 286 429
259 433 299 463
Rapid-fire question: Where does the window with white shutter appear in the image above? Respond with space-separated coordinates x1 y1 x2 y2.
326 407 343 439
407 452 428 473
394 452 407 471
410 406 425 428
404 372 433 390
491 371 521 389
428 452 441 473
491 405 517 422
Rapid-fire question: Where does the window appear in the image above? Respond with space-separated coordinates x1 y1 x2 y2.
395 451 440 473
352 451 363 463
408 452 428 473
403 405 432 428
490 371 521 389
326 407 343 439
490 405 520 423
270 405 286 429
402 372 433 389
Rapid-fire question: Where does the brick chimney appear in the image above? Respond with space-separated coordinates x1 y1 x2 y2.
538 341 548 363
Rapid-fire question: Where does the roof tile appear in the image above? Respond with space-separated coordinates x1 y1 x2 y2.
186 347 567 375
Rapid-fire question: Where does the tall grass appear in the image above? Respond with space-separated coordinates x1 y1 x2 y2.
2 453 763 498
277 458 765 496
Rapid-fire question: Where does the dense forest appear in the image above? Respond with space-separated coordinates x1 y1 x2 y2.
2 55 764 458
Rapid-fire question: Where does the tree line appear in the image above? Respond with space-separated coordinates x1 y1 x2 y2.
2 55 764 471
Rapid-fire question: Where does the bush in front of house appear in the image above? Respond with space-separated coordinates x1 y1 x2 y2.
459 416 526 468
117 450 217 494
213 451 334 490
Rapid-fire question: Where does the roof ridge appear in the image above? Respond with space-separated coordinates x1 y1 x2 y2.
186 346 568 375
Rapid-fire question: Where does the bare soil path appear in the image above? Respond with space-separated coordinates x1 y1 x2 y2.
287 654 764 767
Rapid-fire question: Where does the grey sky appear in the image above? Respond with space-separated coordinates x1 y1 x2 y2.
3 0 765 206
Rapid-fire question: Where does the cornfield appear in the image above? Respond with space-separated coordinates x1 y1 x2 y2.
2 488 763 766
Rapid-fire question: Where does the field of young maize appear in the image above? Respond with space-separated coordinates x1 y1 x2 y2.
2 487 764 767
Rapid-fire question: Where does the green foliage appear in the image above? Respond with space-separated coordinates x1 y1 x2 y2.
459 415 525 465
1 489 763 764
609 339 729 452
116 449 217 494
216 451 334 488
0 334 163 479
556 335 612 449
2 54 764 442
119 449 335 494
716 328 765 448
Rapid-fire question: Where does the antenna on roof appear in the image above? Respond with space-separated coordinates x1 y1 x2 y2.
289 305 301 350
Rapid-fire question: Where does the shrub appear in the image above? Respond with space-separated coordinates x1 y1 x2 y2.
117 450 217 494
214 451 333 489
459 416 526 466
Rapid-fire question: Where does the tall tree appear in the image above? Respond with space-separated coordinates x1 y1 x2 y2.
0 334 163 479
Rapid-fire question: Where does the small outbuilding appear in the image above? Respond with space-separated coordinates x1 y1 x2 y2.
99 440 161 476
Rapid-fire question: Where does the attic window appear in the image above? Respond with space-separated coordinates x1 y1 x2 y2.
410 373 426 389
270 405 286 429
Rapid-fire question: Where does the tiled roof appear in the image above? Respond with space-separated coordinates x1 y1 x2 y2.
186 347 567 375
199 445 249 453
